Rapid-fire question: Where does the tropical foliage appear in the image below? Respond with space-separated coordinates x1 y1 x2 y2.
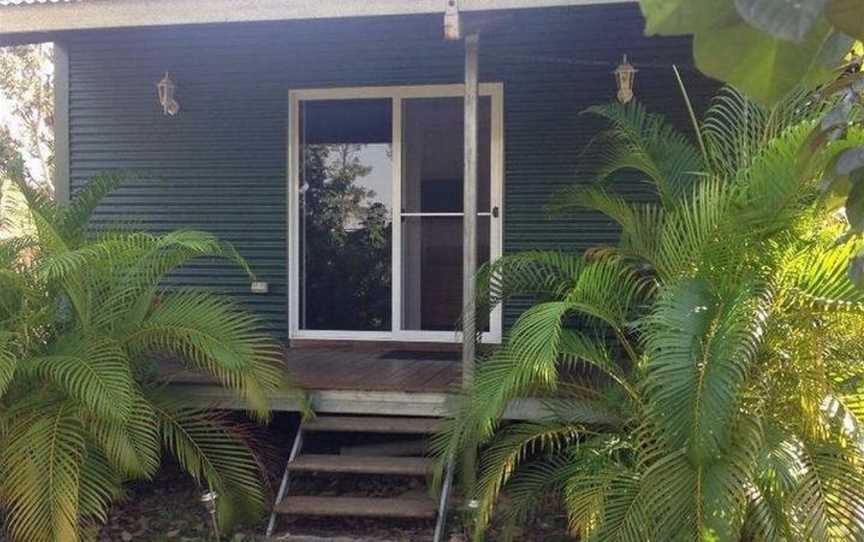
436 89 864 541
0 174 290 542
638 1 864 286
639 0 860 106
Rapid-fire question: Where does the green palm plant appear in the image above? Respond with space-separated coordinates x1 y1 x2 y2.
0 174 293 542
435 89 864 541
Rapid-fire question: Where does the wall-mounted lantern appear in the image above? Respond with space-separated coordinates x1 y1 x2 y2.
614 55 637 104
157 72 180 115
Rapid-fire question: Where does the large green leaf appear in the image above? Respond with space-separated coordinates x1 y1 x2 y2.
641 0 854 105
640 0 739 36
826 0 864 39
734 0 827 42
693 19 842 106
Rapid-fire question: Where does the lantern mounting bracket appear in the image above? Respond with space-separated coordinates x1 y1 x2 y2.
444 0 460 41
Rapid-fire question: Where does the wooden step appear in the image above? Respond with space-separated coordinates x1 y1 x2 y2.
275 496 437 519
303 416 441 434
290 454 432 476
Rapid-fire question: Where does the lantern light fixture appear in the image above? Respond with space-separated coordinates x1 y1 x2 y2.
614 54 637 104
156 72 180 116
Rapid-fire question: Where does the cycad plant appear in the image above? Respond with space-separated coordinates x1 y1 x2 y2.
436 89 864 541
0 174 291 542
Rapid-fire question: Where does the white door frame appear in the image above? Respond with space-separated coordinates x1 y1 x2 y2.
287 83 504 343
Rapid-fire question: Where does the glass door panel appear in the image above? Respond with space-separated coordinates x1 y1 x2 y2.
401 97 492 213
400 96 493 333
401 216 490 331
298 98 393 331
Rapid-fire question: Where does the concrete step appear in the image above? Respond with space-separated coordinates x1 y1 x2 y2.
290 454 433 476
274 496 437 519
303 416 441 435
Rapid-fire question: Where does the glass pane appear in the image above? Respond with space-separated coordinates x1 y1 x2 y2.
402 97 492 213
299 99 392 331
401 216 490 332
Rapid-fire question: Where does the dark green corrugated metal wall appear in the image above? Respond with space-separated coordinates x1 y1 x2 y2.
65 4 716 340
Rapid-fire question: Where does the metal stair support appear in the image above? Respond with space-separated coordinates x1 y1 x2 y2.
265 424 304 537
433 454 456 542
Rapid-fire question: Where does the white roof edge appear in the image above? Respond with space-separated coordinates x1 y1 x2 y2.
0 0 634 36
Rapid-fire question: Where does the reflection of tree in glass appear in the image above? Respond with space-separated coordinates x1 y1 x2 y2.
302 143 391 331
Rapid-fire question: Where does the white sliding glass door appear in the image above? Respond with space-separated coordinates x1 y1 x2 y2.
288 84 503 343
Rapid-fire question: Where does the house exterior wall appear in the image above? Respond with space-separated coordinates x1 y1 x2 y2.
64 3 716 340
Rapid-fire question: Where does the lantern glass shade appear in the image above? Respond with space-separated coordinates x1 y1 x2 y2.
614 55 637 104
157 72 180 115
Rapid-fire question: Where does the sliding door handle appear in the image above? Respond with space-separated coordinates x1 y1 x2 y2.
492 206 499 218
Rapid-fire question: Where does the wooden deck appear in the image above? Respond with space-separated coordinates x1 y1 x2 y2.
165 343 544 419
286 346 461 393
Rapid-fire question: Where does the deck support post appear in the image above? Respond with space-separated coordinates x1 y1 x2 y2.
460 31 481 510
462 32 480 388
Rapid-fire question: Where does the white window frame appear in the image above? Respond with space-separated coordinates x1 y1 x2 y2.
287 83 504 343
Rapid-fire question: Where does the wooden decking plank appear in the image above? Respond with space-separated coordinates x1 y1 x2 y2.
303 415 441 434
275 496 437 519
289 454 432 476
422 362 461 391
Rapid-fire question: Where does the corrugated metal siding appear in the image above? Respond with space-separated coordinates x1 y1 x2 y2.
65 4 717 339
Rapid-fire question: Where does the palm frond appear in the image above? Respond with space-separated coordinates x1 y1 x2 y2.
641 278 771 459
562 441 647 542
77 444 123 529
124 289 284 420
703 87 817 179
0 331 17 397
0 400 85 542
86 392 160 478
582 102 705 206
477 250 587 308
58 172 125 245
472 420 582 534
25 337 135 422
150 394 266 529
654 176 736 281
792 439 864 540
554 187 665 270
781 236 864 309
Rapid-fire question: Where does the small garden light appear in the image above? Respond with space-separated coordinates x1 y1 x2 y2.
200 490 220 540
614 54 637 104
156 72 180 116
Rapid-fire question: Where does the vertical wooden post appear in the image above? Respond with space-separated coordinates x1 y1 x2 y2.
53 41 70 205
462 32 479 388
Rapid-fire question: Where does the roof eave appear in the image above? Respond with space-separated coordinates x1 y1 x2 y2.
0 0 634 37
